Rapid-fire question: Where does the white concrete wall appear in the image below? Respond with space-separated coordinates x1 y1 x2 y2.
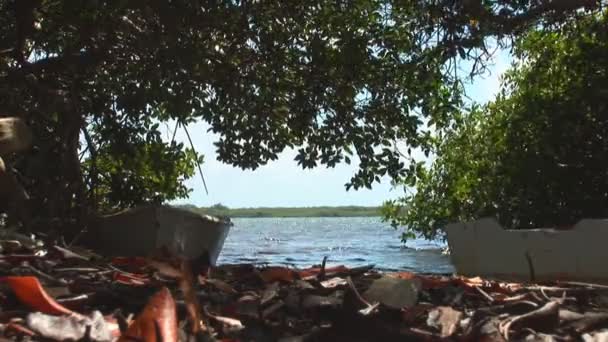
445 218 608 283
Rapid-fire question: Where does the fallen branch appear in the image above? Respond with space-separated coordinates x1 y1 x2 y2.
556 281 608 290
318 256 328 281
475 285 495 303
499 301 560 340
346 276 378 315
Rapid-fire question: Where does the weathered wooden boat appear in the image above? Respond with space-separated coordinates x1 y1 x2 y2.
86 205 232 265
445 217 608 283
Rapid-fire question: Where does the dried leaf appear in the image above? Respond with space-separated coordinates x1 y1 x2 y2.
205 278 237 295
261 282 279 305
0 240 22 254
44 286 71 298
320 277 347 289
402 304 433 325
236 294 260 319
259 267 296 283
559 309 585 322
390 272 451 290
117 287 178 342
262 300 285 318
111 257 149 273
113 272 150 286
426 306 463 337
213 315 243 329
1 276 80 317
147 259 183 279
27 311 114 341
204 308 244 332
52 245 89 261
499 301 560 340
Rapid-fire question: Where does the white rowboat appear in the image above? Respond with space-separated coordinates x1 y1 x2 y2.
86 205 232 265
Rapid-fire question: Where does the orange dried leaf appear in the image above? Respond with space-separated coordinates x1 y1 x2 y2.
391 271 417 280
111 257 150 273
1 276 78 316
260 267 296 283
390 272 451 290
464 276 485 285
113 272 150 286
118 287 178 342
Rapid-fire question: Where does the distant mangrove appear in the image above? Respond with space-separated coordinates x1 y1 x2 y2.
176 204 380 218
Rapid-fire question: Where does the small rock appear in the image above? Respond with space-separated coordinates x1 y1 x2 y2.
363 276 421 309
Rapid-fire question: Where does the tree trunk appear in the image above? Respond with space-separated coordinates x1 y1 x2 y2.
0 117 32 227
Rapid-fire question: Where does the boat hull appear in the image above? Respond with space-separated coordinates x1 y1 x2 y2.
87 205 231 265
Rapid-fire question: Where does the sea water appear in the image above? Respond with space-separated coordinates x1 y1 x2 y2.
217 217 454 274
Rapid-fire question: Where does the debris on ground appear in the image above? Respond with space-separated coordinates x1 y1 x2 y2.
0 233 608 341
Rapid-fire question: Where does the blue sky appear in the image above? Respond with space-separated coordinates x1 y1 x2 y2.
170 50 513 208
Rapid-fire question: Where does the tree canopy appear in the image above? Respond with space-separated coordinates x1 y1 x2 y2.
384 9 608 241
0 0 601 229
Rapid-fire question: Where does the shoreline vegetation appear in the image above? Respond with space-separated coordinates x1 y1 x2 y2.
175 204 381 218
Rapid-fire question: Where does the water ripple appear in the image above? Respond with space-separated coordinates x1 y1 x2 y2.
217 217 454 274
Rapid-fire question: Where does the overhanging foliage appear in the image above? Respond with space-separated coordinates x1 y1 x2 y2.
0 0 600 229
384 10 608 241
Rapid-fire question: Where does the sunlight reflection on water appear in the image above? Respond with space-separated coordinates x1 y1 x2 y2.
217 217 454 273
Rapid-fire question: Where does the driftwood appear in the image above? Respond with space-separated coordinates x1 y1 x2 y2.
0 117 32 155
